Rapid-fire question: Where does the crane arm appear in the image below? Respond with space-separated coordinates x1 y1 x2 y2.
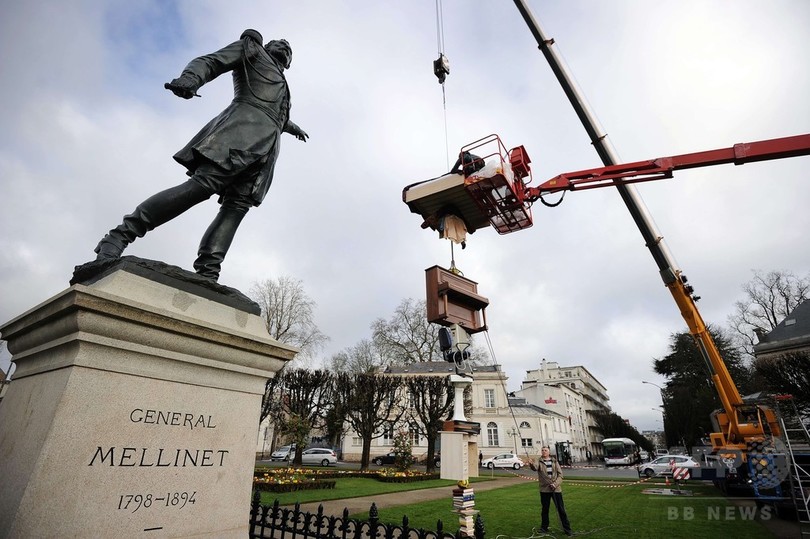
525 133 810 198
512 0 795 451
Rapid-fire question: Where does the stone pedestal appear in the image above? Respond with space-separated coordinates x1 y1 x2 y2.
0 266 295 538
440 374 479 481
440 431 479 481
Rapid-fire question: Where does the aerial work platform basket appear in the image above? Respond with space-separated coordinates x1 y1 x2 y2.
402 134 534 236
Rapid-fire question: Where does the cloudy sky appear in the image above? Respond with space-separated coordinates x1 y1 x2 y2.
1 0 808 431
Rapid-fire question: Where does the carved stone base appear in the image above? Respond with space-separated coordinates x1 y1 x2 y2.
0 268 295 538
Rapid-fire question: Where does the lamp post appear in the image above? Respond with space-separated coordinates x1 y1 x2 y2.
642 381 667 448
507 427 518 453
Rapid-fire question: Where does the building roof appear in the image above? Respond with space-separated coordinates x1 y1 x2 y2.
753 299 810 356
506 399 568 420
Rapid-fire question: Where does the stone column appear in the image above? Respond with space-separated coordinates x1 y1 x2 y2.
0 263 295 538
440 374 479 481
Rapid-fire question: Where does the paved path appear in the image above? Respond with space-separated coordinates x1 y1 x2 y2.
292 475 529 518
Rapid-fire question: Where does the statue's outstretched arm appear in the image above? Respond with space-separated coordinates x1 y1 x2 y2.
166 40 245 99
284 120 308 141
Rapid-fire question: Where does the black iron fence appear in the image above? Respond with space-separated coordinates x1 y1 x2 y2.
249 490 485 539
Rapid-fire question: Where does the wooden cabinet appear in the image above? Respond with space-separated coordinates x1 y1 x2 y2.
425 266 489 333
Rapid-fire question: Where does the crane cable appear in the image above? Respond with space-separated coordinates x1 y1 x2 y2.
481 330 537 465
433 0 459 270
434 0 451 171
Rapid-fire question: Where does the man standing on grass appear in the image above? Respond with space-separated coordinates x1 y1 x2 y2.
529 446 573 536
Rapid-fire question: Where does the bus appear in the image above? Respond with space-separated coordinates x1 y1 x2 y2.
601 438 637 466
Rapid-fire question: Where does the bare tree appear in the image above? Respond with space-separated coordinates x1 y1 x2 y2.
335 372 404 469
755 352 810 416
405 376 452 472
260 368 333 465
370 298 489 366
326 339 386 374
371 298 440 365
728 270 810 357
249 276 329 362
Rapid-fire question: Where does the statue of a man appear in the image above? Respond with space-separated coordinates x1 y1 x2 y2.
94 29 308 281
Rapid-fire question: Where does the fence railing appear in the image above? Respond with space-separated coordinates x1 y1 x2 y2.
249 491 485 539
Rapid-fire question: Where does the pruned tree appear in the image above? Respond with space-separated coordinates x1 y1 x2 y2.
260 368 333 465
727 270 810 357
335 372 405 469
404 375 453 472
249 276 329 362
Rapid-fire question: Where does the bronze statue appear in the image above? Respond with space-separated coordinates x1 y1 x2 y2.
94 29 308 281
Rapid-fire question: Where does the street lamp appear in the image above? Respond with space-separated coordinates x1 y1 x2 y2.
642 382 666 415
641 380 662 391
642 381 667 447
507 427 518 453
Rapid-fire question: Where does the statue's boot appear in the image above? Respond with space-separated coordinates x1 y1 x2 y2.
193 206 247 282
95 180 212 260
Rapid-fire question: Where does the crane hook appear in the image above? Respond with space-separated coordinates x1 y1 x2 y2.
434 53 449 84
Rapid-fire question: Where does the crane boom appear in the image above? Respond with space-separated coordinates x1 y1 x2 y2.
511 0 787 456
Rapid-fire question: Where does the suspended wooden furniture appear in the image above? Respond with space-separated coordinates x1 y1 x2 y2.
425 265 488 333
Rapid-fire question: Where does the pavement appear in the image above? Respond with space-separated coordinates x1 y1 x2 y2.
290 475 530 518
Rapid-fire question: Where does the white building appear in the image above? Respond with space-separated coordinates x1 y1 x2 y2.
515 359 610 459
338 363 572 463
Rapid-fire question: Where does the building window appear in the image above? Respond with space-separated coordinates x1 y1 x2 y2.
410 424 421 446
484 389 496 408
519 421 531 429
521 438 533 448
382 424 394 443
487 422 499 446
352 437 362 447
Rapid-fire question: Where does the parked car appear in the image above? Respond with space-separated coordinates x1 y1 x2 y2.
270 444 295 461
637 455 700 478
372 452 397 466
639 450 649 462
481 453 524 470
301 448 337 467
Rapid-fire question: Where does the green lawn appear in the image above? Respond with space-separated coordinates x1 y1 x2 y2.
256 473 778 538
350 481 777 538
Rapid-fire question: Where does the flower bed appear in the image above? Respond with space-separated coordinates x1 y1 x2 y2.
253 470 336 493
253 467 438 483
376 469 440 483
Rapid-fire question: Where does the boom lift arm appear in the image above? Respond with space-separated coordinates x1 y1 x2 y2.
521 133 810 452
528 134 810 196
